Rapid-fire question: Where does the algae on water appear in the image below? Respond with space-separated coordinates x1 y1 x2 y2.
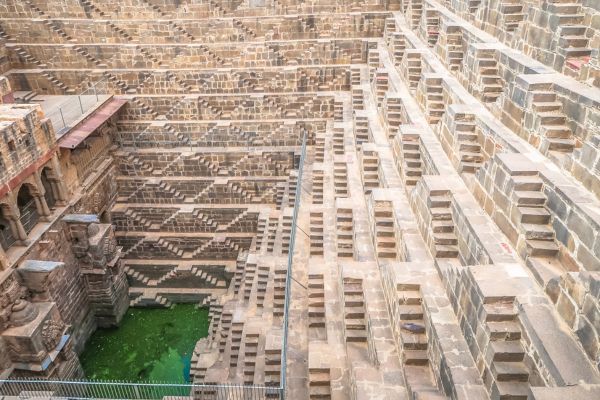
80 304 210 382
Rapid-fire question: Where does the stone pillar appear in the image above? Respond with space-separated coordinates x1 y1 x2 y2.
62 214 129 327
49 155 69 206
0 245 8 270
33 194 52 221
8 214 29 245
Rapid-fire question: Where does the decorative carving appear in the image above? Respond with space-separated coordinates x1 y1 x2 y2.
41 319 64 351
87 223 100 237
103 235 118 261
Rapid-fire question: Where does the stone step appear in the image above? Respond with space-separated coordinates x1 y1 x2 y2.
545 1 581 12
401 331 428 350
521 224 555 240
538 113 567 126
547 137 575 152
556 14 585 25
434 233 458 245
489 340 525 362
399 291 422 305
434 244 459 258
460 151 484 162
559 25 587 36
559 36 590 48
487 321 522 341
563 47 593 58
432 220 454 233
461 161 482 173
511 175 544 191
526 239 559 257
309 386 331 399
404 350 429 366
484 303 517 322
493 381 529 400
430 207 452 220
428 195 451 208
532 91 557 102
501 4 523 13
346 329 367 342
541 125 572 139
516 206 551 224
398 305 424 320
513 191 546 206
532 101 562 113
491 361 529 382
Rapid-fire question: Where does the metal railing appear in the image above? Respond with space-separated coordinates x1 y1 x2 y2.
46 79 110 137
0 379 281 399
280 133 307 394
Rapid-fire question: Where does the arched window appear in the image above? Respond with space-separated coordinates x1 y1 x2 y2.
0 205 16 250
41 167 57 209
17 185 39 235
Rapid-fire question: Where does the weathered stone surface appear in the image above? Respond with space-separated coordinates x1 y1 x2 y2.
0 0 599 397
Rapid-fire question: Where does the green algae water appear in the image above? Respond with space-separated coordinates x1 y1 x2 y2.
80 305 210 383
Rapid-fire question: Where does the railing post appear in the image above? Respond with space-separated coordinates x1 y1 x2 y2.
59 108 66 129
280 133 307 397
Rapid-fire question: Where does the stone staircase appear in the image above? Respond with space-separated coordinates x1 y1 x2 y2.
312 168 324 205
191 266 228 288
308 274 326 328
309 368 332 399
333 160 349 198
407 0 424 29
509 174 559 258
372 201 398 259
547 0 593 64
217 210 250 232
41 71 74 94
129 291 172 308
416 74 445 124
243 332 259 384
500 0 526 33
342 278 368 343
394 284 448 399
123 265 150 285
403 50 425 91
309 211 324 256
422 8 440 47
454 114 483 173
399 133 423 186
482 300 531 399
531 91 576 155
476 51 503 104
336 206 354 258
353 114 370 146
425 188 459 259
13 46 47 68
80 0 108 17
384 95 403 131
360 147 380 191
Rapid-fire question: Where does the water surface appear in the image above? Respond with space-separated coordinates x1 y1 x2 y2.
80 304 210 382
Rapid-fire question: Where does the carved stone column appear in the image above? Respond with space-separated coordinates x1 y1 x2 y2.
48 155 69 206
33 195 52 222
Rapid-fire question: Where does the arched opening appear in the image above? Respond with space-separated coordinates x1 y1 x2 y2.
17 184 39 235
41 167 57 209
0 205 16 250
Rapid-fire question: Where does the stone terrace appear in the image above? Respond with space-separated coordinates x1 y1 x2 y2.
0 0 599 399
